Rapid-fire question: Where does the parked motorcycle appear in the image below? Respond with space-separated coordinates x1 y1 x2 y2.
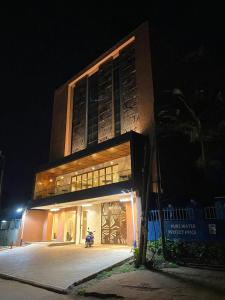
85 229 95 248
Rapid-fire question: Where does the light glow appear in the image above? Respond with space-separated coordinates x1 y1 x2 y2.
50 208 60 212
16 208 23 213
119 198 131 202
1 220 7 223
82 204 92 207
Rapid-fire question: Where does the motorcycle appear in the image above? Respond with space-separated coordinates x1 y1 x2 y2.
85 229 95 248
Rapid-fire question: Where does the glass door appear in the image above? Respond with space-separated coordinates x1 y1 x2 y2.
52 213 59 240
64 211 76 242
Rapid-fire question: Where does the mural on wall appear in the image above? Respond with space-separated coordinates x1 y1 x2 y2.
120 43 139 134
98 59 113 143
71 78 87 153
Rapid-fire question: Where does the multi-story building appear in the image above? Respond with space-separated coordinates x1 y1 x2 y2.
21 22 155 247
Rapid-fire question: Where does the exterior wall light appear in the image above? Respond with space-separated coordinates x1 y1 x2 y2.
119 198 131 202
1 220 6 223
50 208 60 212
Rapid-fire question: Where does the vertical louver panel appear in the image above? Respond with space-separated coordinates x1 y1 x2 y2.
71 78 87 153
98 59 113 143
120 44 139 134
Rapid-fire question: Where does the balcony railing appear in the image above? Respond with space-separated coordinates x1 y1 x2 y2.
34 169 131 199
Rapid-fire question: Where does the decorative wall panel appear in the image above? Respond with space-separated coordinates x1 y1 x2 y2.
71 78 87 153
98 60 113 143
120 44 139 134
101 202 127 244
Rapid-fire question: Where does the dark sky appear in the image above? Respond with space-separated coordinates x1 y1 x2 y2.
0 2 224 209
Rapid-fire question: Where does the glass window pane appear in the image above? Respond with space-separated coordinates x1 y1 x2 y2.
99 176 105 186
87 179 93 188
99 169 105 176
106 167 112 175
112 165 118 173
93 170 98 178
106 174 112 184
93 177 98 187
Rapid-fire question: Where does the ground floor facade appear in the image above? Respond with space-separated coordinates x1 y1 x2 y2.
22 132 146 247
22 192 142 247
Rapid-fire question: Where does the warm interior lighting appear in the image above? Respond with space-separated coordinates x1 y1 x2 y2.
60 176 64 179
49 179 53 183
120 198 131 202
82 204 92 207
92 167 95 170
110 161 114 165
50 208 60 212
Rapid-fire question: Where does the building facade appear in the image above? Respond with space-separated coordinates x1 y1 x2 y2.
21 22 155 247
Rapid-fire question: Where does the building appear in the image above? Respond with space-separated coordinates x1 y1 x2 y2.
21 22 155 247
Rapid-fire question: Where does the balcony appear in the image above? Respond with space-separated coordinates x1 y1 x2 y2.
34 141 132 200
35 168 131 199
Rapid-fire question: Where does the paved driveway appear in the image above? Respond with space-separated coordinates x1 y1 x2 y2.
0 243 132 292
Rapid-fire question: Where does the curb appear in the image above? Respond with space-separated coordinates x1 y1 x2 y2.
0 273 67 294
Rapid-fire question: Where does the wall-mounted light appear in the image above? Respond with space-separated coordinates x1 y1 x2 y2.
1 220 7 223
110 161 114 165
49 179 53 183
50 208 60 212
91 167 95 170
119 198 130 202
60 176 64 180
16 208 23 213
82 204 92 207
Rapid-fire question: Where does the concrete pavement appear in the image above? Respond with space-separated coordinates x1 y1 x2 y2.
72 267 225 300
0 243 132 293
0 278 72 300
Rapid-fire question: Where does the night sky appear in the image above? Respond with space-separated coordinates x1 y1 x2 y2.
0 3 224 209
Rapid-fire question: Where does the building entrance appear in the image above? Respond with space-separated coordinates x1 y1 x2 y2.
64 211 76 242
101 202 127 245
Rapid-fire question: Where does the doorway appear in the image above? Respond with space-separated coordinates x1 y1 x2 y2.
64 211 77 242
52 213 59 240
